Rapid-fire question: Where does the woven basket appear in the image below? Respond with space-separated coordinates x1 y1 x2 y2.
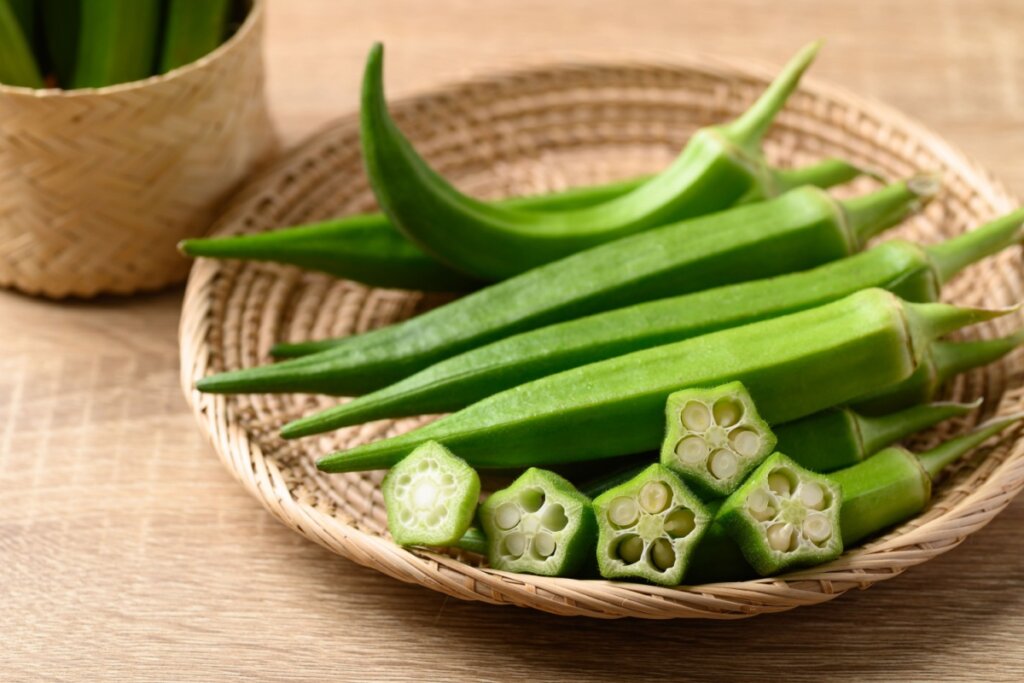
0 0 277 298
180 55 1024 619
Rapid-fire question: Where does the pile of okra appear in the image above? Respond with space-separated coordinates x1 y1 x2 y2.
185 42 1024 586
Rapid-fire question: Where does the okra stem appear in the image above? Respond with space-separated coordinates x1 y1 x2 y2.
721 40 822 151
857 400 981 456
159 0 231 73
843 174 939 245
916 412 1024 480
928 208 1024 284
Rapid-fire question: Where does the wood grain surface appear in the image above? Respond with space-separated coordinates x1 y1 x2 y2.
3 1 1024 680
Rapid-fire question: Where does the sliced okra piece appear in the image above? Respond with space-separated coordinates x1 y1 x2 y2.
382 441 480 547
479 468 596 577
660 381 777 496
593 464 711 586
718 453 843 576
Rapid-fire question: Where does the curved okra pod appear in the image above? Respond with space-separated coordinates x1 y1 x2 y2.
317 289 1011 473
717 454 844 575
774 400 981 472
178 158 865 293
479 468 596 577
200 179 931 397
382 441 480 546
282 210 1024 437
362 41 827 279
593 465 711 585
853 327 1024 415
659 382 777 496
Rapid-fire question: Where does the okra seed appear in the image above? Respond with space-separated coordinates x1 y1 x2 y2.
768 470 794 496
709 449 739 480
503 532 527 558
650 538 676 571
799 482 825 510
729 428 761 457
681 401 711 431
426 512 441 527
664 508 696 538
397 474 412 486
616 535 644 564
713 397 744 427
541 504 569 532
399 509 412 525
608 496 640 528
747 488 776 521
519 487 545 512
533 532 556 558
639 481 672 514
767 523 795 552
676 436 709 465
441 474 455 486
802 514 833 544
494 503 521 530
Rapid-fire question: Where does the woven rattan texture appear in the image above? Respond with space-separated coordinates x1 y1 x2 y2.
0 1 277 299
180 58 1023 619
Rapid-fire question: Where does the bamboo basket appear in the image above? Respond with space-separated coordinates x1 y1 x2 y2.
0 0 277 298
179 54 1024 619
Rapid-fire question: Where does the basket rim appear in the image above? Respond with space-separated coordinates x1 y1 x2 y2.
0 0 264 99
179 53 1024 619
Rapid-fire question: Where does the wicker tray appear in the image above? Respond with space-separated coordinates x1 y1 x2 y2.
179 55 1024 619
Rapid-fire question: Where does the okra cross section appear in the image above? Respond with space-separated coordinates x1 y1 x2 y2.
594 464 711 586
718 453 843 576
479 468 597 577
382 441 481 547
661 382 777 496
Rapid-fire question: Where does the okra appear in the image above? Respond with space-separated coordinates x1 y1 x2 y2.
281 209 1022 436
700 414 1022 579
363 41 831 279
660 382 777 497
200 178 930 396
318 289 1006 473
41 0 79 87
774 400 980 472
179 158 861 292
853 327 1024 415
159 0 231 73
479 468 596 577
718 454 844 575
72 0 161 88
382 441 480 546
593 464 711 586
0 0 43 87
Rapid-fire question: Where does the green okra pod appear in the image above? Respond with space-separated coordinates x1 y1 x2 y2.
362 41 828 279
317 289 1008 473
72 0 161 88
159 0 231 73
774 400 981 472
479 468 596 577
0 0 44 87
593 464 711 586
282 208 1024 438
854 327 1024 414
659 382 777 497
41 0 79 87
382 441 481 546
200 179 931 396
692 413 1023 580
179 158 863 293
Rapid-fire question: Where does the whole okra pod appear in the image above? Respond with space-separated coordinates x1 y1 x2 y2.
361 40 853 280
179 159 863 293
199 178 931 396
281 210 1022 437
318 289 1006 473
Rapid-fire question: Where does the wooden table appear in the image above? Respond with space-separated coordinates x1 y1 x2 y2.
4 1 1024 680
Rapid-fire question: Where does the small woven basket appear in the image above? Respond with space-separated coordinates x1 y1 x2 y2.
180 54 1024 619
0 0 277 298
